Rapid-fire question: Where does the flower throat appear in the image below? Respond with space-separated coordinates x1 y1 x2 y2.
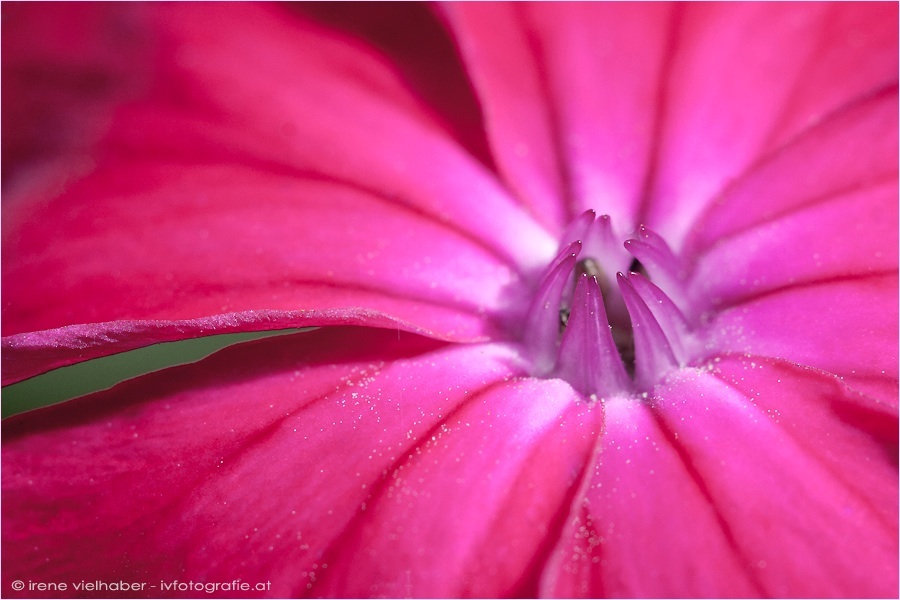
522 210 694 399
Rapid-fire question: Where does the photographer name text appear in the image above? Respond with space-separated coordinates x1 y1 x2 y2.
11 579 272 594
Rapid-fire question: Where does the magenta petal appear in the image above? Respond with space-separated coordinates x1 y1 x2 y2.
652 357 898 597
311 377 601 597
684 90 898 312
3 164 523 334
541 395 759 597
443 3 673 232
2 328 599 597
1 3 148 179
1 158 544 384
3 3 556 343
684 89 898 258
290 3 494 170
689 179 897 311
645 3 898 248
134 3 555 270
747 3 898 150
2 307 462 386
707 273 899 404
2 162 533 381
543 355 897 597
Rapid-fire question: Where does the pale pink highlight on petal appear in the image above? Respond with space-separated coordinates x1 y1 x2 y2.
652 358 898 597
543 356 897 597
4 329 598 597
314 377 601 597
645 3 898 249
442 3 673 231
3 164 522 340
683 89 898 259
541 395 760 597
707 274 899 405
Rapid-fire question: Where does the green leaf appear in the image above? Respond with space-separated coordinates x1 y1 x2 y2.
1 329 306 419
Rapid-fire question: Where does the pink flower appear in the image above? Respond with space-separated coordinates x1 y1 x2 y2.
2 2 897 597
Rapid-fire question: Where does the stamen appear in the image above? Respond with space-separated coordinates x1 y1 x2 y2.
558 209 597 250
521 216 692 398
554 273 633 397
558 211 600 311
524 241 581 375
626 272 694 364
624 225 687 310
584 213 631 275
617 272 679 390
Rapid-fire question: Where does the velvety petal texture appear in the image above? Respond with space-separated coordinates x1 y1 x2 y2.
542 355 898 598
3 2 897 599
685 90 898 309
442 2 673 232
2 3 555 371
706 274 899 404
643 2 898 248
5 309 413 386
2 329 600 598
444 2 898 249
681 89 900 402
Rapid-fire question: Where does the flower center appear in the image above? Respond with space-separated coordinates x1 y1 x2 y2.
522 210 695 398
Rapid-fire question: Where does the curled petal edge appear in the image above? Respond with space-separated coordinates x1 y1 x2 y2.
2 307 494 386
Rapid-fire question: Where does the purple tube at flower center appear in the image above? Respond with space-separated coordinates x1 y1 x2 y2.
523 210 695 398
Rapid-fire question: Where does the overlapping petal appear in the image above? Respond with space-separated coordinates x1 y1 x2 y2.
311 375 601 597
676 90 899 403
644 2 898 248
2 327 601 598
2 161 530 380
683 89 898 260
542 355 898 597
5 310 406 386
122 3 553 270
684 90 898 310
2 3 897 598
444 3 898 248
2 3 556 376
706 274 899 404
442 2 672 232
291 3 495 170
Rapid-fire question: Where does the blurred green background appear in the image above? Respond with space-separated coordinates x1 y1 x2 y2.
1 329 301 419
